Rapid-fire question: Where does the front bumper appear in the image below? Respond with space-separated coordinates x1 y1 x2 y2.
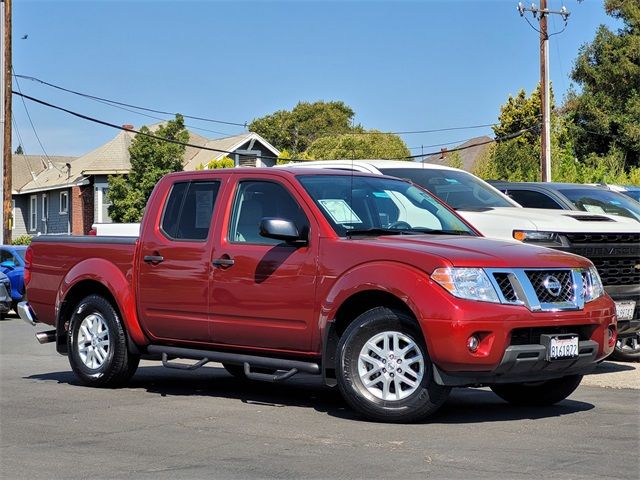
433 340 599 387
0 284 10 312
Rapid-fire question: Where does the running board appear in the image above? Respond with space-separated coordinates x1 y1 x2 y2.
148 345 320 380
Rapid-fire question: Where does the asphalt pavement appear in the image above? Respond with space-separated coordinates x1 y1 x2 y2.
1 312 638 480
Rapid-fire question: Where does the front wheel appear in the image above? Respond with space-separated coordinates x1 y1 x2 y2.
490 375 583 406
67 294 139 387
609 333 640 362
336 307 450 423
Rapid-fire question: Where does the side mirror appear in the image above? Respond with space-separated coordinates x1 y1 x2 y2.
259 218 307 245
0 261 14 270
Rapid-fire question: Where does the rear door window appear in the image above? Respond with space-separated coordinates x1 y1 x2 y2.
161 181 221 241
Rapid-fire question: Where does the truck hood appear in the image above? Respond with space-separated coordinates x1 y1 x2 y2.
358 235 589 269
457 207 639 241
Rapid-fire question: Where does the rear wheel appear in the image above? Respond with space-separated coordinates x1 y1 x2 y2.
67 294 139 387
336 307 450 423
490 375 583 406
610 333 640 362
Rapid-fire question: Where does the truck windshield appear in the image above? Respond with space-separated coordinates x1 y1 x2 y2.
561 188 640 222
378 168 517 209
297 175 475 237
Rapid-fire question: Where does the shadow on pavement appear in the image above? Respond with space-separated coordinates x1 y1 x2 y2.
25 364 594 424
591 360 637 374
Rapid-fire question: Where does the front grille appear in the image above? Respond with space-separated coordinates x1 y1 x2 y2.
493 272 518 302
510 325 594 346
488 268 584 311
525 270 574 304
591 258 640 286
565 233 640 244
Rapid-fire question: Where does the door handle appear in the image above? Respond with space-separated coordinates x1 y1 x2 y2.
143 255 164 264
212 257 235 268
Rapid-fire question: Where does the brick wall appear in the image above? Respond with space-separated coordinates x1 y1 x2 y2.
71 185 94 235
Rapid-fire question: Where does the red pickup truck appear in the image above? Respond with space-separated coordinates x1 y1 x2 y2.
20 168 617 422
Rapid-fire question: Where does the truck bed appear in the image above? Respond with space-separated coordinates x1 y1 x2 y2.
27 236 138 327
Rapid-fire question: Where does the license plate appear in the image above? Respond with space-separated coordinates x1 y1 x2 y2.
547 335 579 361
615 300 636 321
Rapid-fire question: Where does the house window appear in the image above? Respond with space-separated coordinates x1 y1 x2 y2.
29 195 37 231
11 200 15 230
59 191 69 214
97 186 112 223
42 194 49 221
235 150 261 168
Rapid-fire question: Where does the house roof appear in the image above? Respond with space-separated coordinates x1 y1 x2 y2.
422 136 493 172
184 132 280 171
12 128 278 195
12 155 78 194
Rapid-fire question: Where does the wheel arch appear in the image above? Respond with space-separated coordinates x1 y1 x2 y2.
320 261 433 384
56 258 148 355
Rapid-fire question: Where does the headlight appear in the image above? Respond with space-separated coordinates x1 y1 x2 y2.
431 267 500 303
583 266 605 302
513 230 564 246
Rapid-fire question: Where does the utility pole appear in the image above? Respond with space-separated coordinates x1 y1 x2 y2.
517 1 570 182
1 0 11 243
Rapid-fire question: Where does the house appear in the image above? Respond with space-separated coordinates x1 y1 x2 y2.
422 136 493 172
11 127 280 236
183 132 280 170
11 154 79 237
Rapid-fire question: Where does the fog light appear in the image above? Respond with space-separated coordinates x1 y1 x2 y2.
467 335 480 353
607 325 617 348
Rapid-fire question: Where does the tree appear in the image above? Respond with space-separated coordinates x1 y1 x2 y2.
14 145 24 155
108 115 188 222
305 130 410 160
483 86 548 181
249 101 355 154
565 0 640 167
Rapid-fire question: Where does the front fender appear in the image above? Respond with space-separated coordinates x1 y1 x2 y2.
58 258 148 346
318 261 431 343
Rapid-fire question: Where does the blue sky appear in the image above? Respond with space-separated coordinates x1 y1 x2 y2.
11 0 618 157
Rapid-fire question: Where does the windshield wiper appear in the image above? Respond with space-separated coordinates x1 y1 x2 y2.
346 228 407 237
403 228 473 236
346 228 472 237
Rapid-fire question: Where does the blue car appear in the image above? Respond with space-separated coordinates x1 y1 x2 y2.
0 245 27 311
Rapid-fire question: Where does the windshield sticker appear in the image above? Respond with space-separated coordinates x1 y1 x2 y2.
318 199 363 224
372 191 391 198
582 204 605 214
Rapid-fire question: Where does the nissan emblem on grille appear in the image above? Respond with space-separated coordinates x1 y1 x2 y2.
542 275 562 297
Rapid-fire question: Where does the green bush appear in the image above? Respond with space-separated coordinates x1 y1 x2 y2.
11 234 32 246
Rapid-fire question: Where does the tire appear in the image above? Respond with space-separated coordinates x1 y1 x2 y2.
336 307 450 423
222 363 276 379
67 294 139 387
609 333 640 362
490 374 583 406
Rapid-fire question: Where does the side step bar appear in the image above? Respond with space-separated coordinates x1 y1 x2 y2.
147 345 320 382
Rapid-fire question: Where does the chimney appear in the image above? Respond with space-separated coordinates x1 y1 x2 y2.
122 124 134 131
440 147 448 159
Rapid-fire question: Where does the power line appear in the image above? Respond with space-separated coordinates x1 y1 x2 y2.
13 90 534 162
403 126 539 160
13 70 54 166
81 94 245 137
16 73 525 138
13 90 275 160
14 73 249 128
